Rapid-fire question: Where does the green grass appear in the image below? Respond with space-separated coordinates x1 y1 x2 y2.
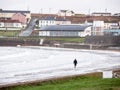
3 73 120 90
0 31 20 37
9 78 120 90
46 37 85 43
0 30 84 43
3 36 84 43
21 37 85 43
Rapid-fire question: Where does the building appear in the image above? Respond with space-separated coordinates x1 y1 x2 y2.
104 29 120 36
11 13 27 24
0 19 22 30
39 25 91 37
91 20 120 36
92 12 111 16
55 17 71 25
104 22 119 29
0 9 31 24
114 13 120 17
39 16 71 27
57 10 75 16
92 21 104 36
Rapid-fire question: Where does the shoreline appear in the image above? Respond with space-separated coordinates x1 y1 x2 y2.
0 72 103 88
1 68 120 89
0 46 120 88
20 45 120 53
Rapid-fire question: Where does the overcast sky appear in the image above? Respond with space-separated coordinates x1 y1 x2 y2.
0 0 120 14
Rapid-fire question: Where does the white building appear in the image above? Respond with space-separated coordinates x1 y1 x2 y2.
0 9 31 22
104 22 119 29
92 21 104 36
57 10 75 16
0 19 22 30
104 29 120 36
91 20 119 36
39 16 71 27
39 25 91 37
92 12 111 16
114 13 120 17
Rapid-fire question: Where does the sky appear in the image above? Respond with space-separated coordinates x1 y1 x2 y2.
0 0 120 14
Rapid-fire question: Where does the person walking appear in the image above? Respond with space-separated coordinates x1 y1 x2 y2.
73 59 77 68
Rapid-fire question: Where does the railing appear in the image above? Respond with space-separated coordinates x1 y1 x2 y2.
19 17 38 37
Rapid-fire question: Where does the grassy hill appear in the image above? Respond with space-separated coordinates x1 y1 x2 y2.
2 72 120 90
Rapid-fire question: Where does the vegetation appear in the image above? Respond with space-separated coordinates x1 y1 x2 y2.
45 37 85 43
0 30 20 37
3 72 120 90
0 30 85 43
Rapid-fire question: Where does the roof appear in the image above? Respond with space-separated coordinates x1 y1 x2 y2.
104 29 120 32
12 13 26 17
59 10 67 12
39 25 91 31
40 16 69 21
31 13 57 18
92 12 111 14
0 20 20 23
55 17 68 21
59 10 74 13
40 16 55 20
0 9 30 13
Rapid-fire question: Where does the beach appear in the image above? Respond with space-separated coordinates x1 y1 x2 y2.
0 46 120 87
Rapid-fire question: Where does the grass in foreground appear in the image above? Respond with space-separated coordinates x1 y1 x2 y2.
3 72 120 90
0 30 20 37
46 37 85 43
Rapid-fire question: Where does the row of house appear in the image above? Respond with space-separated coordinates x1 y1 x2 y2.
92 12 112 16
0 19 23 30
92 12 120 17
38 20 120 37
57 10 120 17
0 9 31 26
0 16 119 37
0 9 120 37
0 20 22 27
86 20 120 36
57 10 75 16
39 16 71 27
0 9 31 30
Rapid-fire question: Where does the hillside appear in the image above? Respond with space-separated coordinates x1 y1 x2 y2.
31 13 120 23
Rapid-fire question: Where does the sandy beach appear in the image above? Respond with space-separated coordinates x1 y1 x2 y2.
0 46 120 88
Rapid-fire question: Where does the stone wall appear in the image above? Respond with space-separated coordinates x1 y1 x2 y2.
0 38 39 46
113 70 120 78
85 36 120 46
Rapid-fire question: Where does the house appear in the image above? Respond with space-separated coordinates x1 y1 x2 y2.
104 29 120 36
104 21 119 29
114 13 120 17
39 25 91 37
12 13 26 24
92 21 104 36
55 17 71 25
92 12 111 16
0 19 22 30
39 16 71 27
89 20 119 36
0 9 31 24
57 10 75 16
39 16 55 27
